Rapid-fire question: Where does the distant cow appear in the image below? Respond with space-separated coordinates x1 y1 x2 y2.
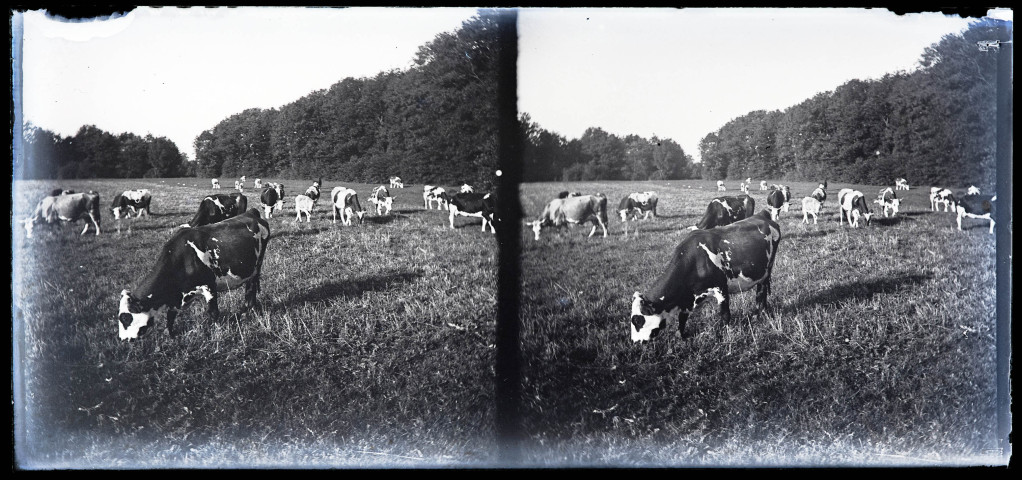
745 177 751 185
304 177 323 201
234 180 243 192
254 179 263 189
260 183 285 218
118 208 270 340
967 185 981 195
294 194 315 223
838 189 873 227
22 191 102 238
460 184 474 194
759 180 768 191
369 185 394 216
716 180 726 192
739 183 749 194
618 191 659 237
693 195 755 230
390 176 404 189
557 191 582 199
182 193 248 228
874 187 901 217
630 210 781 342
930 187 957 212
111 189 152 219
955 195 995 234
423 185 448 210
765 189 787 220
528 193 608 240
811 182 827 203
895 178 910 190
331 186 366 225
801 197 822 224
211 179 221 189
444 191 496 233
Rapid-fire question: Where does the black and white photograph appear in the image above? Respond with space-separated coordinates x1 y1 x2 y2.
11 6 1013 469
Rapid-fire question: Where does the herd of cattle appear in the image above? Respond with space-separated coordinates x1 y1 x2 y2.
516 178 995 343
18 175 497 341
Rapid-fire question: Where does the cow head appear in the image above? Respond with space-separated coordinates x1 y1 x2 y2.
118 289 155 340
630 292 666 343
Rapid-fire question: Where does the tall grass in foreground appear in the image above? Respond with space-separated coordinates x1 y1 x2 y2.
13 179 498 468
517 180 1000 466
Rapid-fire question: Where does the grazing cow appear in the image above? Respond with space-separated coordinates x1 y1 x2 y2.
240 176 247 183
765 189 788 220
811 182 827 203
745 177 751 185
294 194 315 223
118 208 270 340
967 185 981 196
930 187 957 212
423 185 448 210
740 183 749 194
111 189 153 219
630 210 781 342
22 191 102 238
874 187 901 217
716 180 726 192
693 195 756 230
254 179 263 189
304 177 323 201
234 180 243 192
50 188 75 197
260 183 285 218
460 184 474 193
211 179 221 189
837 189 873 227
331 186 366 225
955 194 996 234
369 185 394 216
182 193 248 228
528 194 609 240
801 197 822 224
390 176 404 189
895 178 910 190
760 180 768 191
557 191 582 199
444 191 497 233
618 192 659 237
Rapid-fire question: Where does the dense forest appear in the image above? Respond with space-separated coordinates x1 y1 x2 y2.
16 124 191 180
696 19 1009 187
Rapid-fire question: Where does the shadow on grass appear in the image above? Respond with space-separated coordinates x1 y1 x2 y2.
784 272 933 311
276 270 422 307
272 227 324 238
872 216 910 227
363 215 398 225
900 211 933 217
395 208 426 215
785 229 829 240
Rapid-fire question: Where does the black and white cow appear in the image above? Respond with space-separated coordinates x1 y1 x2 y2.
370 185 394 216
801 197 822 224
838 189 873 227
260 183 285 218
294 194 316 223
423 185 448 210
930 187 957 212
22 191 102 238
390 176 404 189
618 191 659 237
967 185 981 196
955 194 995 234
693 195 756 230
118 208 270 340
557 191 582 199
460 184 474 193
331 186 366 225
874 187 901 217
211 178 221 189
759 180 768 191
716 180 726 192
811 181 827 203
182 193 248 228
111 189 153 219
630 209 782 341
895 178 910 190
528 194 608 240
304 177 322 201
444 191 497 233
765 189 787 220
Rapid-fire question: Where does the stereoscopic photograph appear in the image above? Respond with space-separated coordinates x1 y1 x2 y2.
11 6 1012 469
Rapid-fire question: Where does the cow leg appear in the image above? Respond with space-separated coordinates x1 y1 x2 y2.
754 278 772 315
206 291 221 321
450 209 457 229
166 307 179 337
677 311 691 339
989 218 995 234
597 216 608 237
957 213 963 231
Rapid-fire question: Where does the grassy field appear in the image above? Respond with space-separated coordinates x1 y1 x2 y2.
517 180 1001 467
13 178 500 468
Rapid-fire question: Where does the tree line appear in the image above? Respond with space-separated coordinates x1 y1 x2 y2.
17 124 191 180
698 19 1008 187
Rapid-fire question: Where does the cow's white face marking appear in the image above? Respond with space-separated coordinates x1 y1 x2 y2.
630 292 666 343
118 290 155 340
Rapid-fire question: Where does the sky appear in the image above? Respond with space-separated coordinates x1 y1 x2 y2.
518 8 1005 161
15 7 1009 165
16 7 480 160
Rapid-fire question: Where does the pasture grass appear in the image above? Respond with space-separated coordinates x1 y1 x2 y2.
517 180 1001 467
13 178 499 468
